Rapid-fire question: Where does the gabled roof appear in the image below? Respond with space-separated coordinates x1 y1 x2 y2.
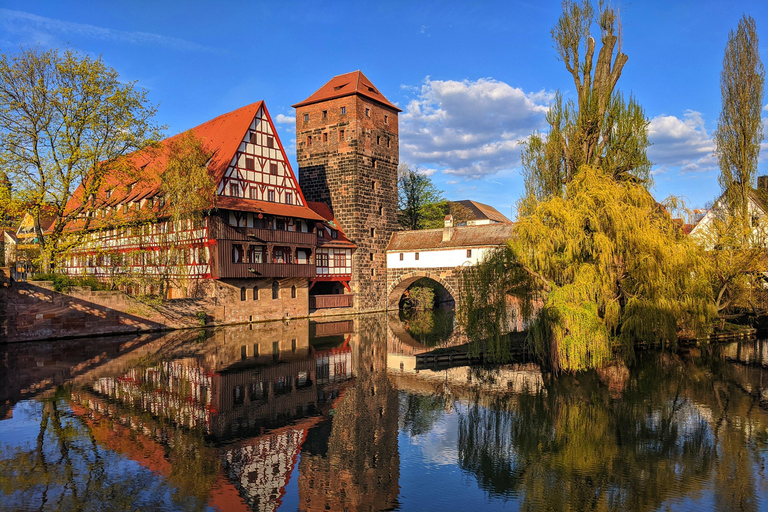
453 200 512 224
307 201 356 249
64 101 322 226
387 223 514 252
292 71 402 112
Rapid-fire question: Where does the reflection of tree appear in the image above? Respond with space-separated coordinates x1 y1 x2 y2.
0 389 218 512
400 308 455 347
455 350 768 510
400 393 447 437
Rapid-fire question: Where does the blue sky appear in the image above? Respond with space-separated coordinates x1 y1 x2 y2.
2 1 767 219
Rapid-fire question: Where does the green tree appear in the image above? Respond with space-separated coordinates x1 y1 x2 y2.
521 0 651 201
0 47 162 270
398 164 445 229
461 1 715 371
714 15 765 241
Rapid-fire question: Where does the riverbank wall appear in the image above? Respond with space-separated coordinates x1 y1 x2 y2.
0 280 363 343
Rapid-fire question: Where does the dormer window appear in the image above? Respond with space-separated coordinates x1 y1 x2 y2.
331 230 338 239
106 189 112 198
318 229 324 238
128 182 135 192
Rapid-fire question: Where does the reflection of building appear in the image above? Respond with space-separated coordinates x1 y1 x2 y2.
298 315 400 511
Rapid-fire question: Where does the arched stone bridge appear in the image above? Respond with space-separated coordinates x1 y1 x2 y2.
385 221 514 310
386 267 462 310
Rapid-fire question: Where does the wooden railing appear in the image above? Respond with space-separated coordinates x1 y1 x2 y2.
217 261 316 279
208 215 316 246
309 294 354 310
311 319 355 337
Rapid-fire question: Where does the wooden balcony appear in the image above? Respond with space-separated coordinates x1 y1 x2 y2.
309 294 354 310
311 319 355 337
216 261 316 279
208 216 316 246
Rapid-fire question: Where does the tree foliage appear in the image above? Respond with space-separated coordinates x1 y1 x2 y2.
398 164 445 229
714 15 765 242
521 0 651 201
0 47 162 268
159 130 216 224
461 2 717 372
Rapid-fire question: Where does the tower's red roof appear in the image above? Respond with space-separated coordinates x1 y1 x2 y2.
292 70 401 112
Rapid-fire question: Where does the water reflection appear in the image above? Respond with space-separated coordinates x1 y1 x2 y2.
2 317 768 511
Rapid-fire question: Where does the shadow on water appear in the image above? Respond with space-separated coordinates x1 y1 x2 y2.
2 317 768 511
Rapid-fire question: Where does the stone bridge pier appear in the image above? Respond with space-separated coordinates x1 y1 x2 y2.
386 266 462 310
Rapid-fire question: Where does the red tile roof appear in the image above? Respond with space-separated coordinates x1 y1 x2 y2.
217 196 324 221
387 223 514 252
292 71 401 112
306 201 356 249
64 101 322 227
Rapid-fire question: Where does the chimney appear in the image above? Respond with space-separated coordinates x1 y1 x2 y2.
443 214 454 242
758 176 768 191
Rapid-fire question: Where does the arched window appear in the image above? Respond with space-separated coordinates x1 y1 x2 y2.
291 285 297 299
272 280 279 300
252 286 258 300
240 287 246 301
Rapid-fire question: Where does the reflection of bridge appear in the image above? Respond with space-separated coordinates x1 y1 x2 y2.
385 219 514 309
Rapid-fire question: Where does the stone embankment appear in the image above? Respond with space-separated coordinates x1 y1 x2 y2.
1 281 213 343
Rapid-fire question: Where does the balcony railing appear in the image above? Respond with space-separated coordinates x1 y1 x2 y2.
309 294 354 310
209 216 316 246
217 261 316 279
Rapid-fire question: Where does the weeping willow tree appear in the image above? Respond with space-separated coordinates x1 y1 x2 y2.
461 0 716 371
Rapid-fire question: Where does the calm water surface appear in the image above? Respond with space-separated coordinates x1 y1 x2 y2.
2 312 768 511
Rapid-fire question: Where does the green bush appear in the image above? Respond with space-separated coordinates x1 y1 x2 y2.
30 273 110 293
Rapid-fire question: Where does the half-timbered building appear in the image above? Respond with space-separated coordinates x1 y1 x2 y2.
60 101 331 320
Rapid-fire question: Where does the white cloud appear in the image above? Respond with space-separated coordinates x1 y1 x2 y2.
399 77 552 178
275 114 296 124
0 9 210 51
648 110 716 173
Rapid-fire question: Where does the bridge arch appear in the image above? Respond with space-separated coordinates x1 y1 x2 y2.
386 270 460 310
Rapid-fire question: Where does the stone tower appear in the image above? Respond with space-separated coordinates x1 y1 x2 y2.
294 71 400 312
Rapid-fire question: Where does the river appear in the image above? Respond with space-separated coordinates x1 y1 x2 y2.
1 312 767 511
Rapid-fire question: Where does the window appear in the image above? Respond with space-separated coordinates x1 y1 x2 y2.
291 338 297 352
365 108 370 117
370 227 375 237
233 385 244 405
253 344 260 357
318 229 324 238
267 136 274 148
376 136 380 145
106 189 112 198
387 138 391 148
268 190 275 202
339 129 345 140
241 345 247 359
253 286 259 300
415 252 420 260
371 268 376 276
399 253 403 261
372 180 377 191
323 132 328 143
304 113 309 122
331 230 337 239
250 188 257 199
379 206 384 215
250 132 257 144
467 249 472 258
232 244 244 263
285 192 292 205
240 287 246 301
384 115 388 124
306 136 312 146
334 253 346 267
245 158 254 170
230 183 239 197
291 285 296 299
369 253 374 261
272 280 279 299
373 159 378 169
340 106 346 114
270 163 278 175
317 252 329 267
322 110 327 119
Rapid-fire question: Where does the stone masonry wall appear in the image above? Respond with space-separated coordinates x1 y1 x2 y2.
296 93 399 313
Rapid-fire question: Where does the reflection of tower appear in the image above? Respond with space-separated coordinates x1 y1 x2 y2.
298 315 400 511
294 72 400 312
